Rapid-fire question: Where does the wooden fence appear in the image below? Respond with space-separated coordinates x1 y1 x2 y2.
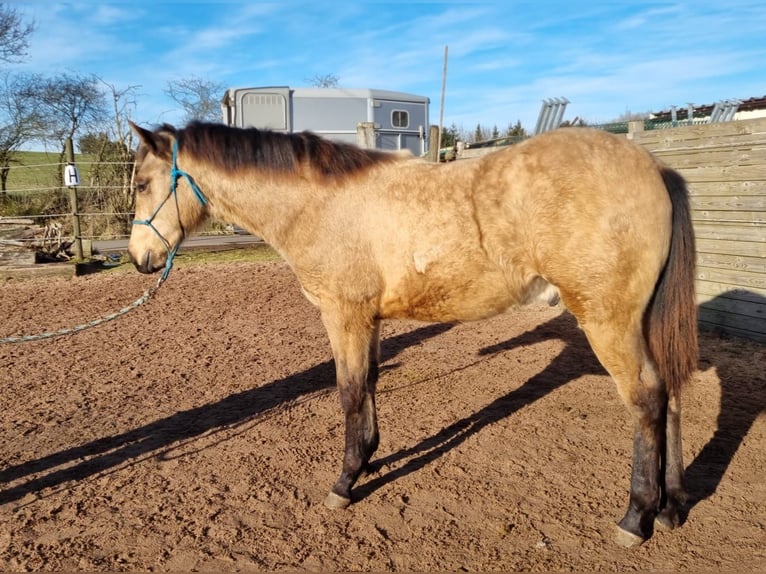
457 118 766 342
628 118 766 342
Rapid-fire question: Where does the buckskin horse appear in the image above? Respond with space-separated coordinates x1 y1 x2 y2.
127 120 698 546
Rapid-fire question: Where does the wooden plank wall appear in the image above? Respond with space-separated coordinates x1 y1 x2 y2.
628 118 766 342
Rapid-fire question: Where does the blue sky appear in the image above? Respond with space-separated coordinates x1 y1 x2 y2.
13 1 766 134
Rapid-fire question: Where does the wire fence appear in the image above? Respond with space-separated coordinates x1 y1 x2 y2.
1 159 129 244
0 158 234 253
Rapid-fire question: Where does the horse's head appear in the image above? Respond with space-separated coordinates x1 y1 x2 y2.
128 121 209 275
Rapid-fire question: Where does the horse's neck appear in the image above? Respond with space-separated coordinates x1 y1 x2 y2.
202 169 318 252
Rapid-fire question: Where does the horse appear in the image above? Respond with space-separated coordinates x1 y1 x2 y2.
127 120 698 547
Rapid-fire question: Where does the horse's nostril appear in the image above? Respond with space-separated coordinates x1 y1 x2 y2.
141 251 153 273
129 251 153 274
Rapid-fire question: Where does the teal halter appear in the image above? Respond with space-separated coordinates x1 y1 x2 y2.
132 140 208 280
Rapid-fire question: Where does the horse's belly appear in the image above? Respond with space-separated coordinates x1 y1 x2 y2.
379 269 518 322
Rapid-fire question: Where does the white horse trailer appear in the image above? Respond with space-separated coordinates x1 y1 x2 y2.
221 86 430 156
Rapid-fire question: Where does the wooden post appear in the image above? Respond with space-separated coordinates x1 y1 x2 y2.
356 122 375 149
428 125 440 163
626 120 646 140
65 137 84 260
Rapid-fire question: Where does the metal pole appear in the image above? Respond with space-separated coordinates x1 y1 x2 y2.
65 137 84 260
709 101 722 123
436 45 448 161
534 100 549 135
551 97 569 130
544 99 559 133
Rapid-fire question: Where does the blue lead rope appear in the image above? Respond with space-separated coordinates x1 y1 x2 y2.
133 140 208 281
0 140 207 344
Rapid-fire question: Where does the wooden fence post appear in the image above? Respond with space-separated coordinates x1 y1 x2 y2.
626 120 645 139
428 125 441 162
65 137 84 260
356 122 376 149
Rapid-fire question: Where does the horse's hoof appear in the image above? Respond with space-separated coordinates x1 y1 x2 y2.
614 526 646 548
324 491 351 509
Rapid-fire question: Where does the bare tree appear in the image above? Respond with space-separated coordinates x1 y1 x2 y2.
36 72 108 150
99 78 139 156
306 73 339 88
28 72 108 195
165 76 224 123
0 3 34 64
0 71 45 192
89 79 140 235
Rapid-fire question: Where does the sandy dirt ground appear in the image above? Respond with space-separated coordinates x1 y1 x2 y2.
0 259 764 572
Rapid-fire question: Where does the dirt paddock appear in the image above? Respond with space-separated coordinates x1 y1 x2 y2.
1 259 764 571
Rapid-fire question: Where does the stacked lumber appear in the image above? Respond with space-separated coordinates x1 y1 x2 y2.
0 218 73 280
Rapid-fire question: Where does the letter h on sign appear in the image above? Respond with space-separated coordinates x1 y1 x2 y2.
64 164 80 187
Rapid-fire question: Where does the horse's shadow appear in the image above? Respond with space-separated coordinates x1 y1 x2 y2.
3 293 763 515
358 292 766 515
685 290 766 504
355 312 603 501
0 323 453 504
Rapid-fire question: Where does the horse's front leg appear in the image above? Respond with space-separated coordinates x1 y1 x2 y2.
321 309 381 509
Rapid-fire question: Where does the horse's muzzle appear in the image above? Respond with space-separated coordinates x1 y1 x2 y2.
130 250 165 275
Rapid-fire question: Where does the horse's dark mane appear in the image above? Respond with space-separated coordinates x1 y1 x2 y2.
172 121 398 179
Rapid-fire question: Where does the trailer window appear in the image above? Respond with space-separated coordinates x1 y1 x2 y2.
392 110 409 128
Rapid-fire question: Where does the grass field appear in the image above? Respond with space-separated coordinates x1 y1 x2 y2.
1 150 104 220
3 150 98 192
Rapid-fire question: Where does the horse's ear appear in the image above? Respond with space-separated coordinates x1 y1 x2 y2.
129 120 174 161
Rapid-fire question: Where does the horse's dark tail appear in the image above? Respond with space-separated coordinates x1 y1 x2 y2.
646 167 698 397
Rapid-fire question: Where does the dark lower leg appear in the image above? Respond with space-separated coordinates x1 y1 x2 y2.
656 395 688 530
327 382 379 506
361 321 381 463
322 315 381 508
617 402 663 544
363 359 380 462
328 410 369 502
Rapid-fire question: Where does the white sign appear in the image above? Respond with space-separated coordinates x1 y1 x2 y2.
64 164 80 187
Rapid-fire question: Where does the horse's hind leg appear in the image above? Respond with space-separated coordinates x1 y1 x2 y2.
655 393 688 531
321 309 380 509
364 318 382 460
579 320 666 546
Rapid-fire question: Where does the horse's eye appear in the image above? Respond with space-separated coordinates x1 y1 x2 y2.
135 181 148 193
